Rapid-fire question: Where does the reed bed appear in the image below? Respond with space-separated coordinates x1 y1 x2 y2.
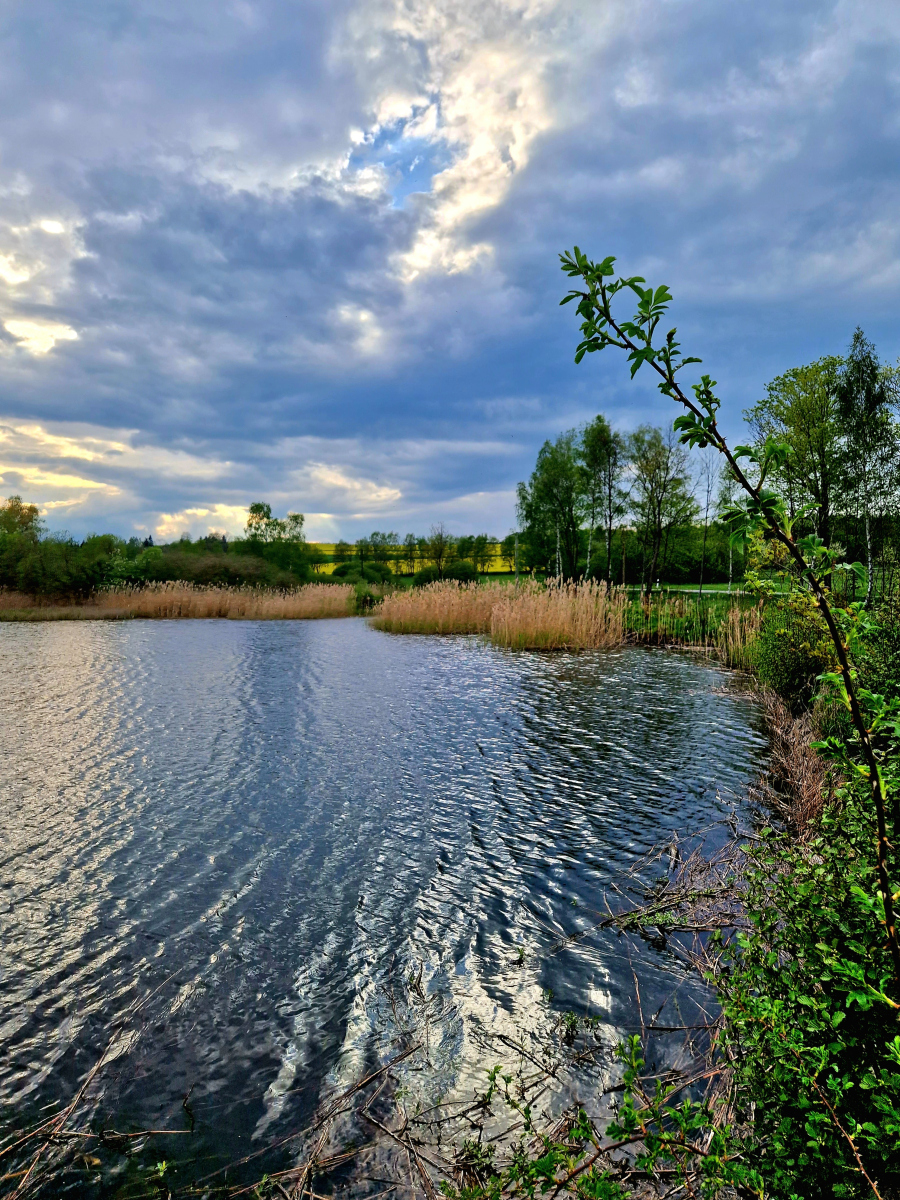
93 581 356 619
0 582 356 621
0 590 37 610
372 579 627 649
490 579 627 649
373 579 765 661
370 579 497 634
624 591 759 655
714 601 761 669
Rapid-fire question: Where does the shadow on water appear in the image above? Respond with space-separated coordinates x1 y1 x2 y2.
0 619 767 1195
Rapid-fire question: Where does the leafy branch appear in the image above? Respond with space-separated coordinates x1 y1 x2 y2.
559 247 900 993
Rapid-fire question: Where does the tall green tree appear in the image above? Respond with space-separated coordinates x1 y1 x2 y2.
517 431 585 578
628 426 696 596
427 523 454 577
245 502 305 544
402 533 418 574
835 329 900 605
0 494 43 538
580 415 626 583
745 357 844 547
369 531 399 564
472 534 493 575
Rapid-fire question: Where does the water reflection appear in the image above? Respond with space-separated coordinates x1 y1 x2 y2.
0 619 767 1191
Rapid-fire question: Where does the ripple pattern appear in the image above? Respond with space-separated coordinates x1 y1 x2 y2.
0 619 768 1187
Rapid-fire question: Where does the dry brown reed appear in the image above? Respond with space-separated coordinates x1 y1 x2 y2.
752 688 839 831
0 582 356 621
0 590 37 610
94 581 356 620
490 578 627 650
371 579 497 634
372 579 627 649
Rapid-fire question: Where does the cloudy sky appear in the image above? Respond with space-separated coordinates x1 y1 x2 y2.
0 0 898 541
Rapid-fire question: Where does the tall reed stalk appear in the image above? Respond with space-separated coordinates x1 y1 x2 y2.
714 603 761 670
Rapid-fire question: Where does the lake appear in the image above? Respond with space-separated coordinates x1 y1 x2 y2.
0 618 767 1195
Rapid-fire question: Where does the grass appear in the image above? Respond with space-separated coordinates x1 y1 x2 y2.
0 582 356 621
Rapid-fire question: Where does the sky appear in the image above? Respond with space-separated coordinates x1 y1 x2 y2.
0 0 898 542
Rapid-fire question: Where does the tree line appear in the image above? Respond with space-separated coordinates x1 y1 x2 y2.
0 499 313 595
516 416 738 593
515 327 900 597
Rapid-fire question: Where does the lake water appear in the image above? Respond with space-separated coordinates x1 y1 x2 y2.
0 618 767 1195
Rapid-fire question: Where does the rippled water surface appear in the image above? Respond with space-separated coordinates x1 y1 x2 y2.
0 618 767 1193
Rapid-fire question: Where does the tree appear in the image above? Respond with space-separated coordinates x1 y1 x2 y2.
355 537 372 564
427 523 454 578
402 533 418 575
0 495 42 539
370 531 399 564
695 448 716 598
245 502 305 543
500 533 518 574
456 534 475 566
580 415 627 583
516 431 585 578
835 328 900 605
333 540 352 564
628 426 696 596
745 357 844 547
716 464 741 592
473 534 494 575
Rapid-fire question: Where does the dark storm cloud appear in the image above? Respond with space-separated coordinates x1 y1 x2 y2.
0 0 897 538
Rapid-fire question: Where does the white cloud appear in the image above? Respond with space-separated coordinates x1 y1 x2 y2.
304 463 402 511
4 319 78 355
154 503 249 540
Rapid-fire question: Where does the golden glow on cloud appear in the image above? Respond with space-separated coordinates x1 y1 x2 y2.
341 0 561 280
305 463 402 510
0 255 34 286
4 319 78 355
154 503 250 540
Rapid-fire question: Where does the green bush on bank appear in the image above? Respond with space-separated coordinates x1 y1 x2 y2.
718 792 900 1195
752 593 836 712
332 560 393 584
412 561 478 586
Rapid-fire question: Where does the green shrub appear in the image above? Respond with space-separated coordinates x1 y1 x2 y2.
754 594 835 711
855 597 900 703
332 561 392 584
718 792 900 1196
445 561 478 582
412 565 441 587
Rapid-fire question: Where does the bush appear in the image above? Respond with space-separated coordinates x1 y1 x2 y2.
856 597 900 703
718 791 900 1195
445 561 478 582
753 594 835 712
412 565 441 587
332 562 392 584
